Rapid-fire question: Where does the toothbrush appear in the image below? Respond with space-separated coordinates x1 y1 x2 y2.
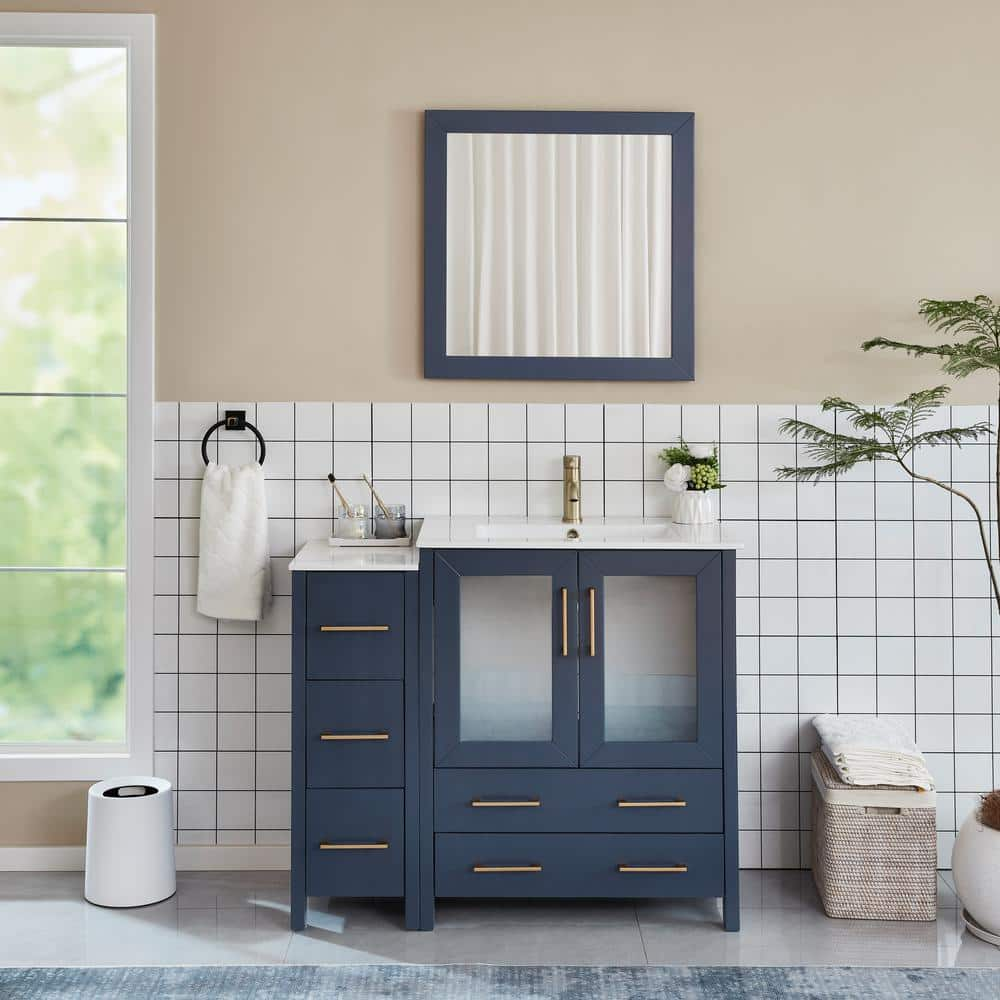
327 474 355 515
361 473 392 519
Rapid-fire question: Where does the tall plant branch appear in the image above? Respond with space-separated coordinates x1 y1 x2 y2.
892 452 1000 609
864 295 1000 580
777 382 998 613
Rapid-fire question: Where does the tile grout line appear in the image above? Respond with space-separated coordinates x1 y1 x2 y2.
793 406 802 870
213 402 221 844
755 405 763 868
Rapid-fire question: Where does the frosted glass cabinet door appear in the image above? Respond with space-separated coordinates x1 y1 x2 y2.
434 551 578 766
579 551 723 767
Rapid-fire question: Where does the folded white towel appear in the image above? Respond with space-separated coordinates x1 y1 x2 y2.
197 462 271 621
813 714 921 757
813 714 934 790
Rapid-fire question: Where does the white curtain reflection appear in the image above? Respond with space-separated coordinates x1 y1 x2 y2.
446 132 672 359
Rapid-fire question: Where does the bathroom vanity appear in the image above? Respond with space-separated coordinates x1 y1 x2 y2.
288 519 740 932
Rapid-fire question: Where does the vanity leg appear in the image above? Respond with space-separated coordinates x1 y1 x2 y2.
290 882 306 932
723 890 740 932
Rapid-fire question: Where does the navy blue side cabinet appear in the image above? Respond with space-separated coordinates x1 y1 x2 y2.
290 571 420 931
291 548 738 933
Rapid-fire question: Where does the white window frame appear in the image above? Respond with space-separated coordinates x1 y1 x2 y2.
0 13 155 780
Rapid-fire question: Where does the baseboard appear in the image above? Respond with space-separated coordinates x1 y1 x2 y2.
0 845 290 872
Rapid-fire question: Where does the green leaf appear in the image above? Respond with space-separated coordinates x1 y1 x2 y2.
862 296 1000 379
774 392 989 482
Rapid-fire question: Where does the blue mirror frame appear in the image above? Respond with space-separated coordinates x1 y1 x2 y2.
424 110 694 381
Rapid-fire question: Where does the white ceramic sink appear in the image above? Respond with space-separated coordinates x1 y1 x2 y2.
474 519 672 543
415 517 743 550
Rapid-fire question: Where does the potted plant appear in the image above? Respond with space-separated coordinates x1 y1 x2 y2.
952 791 1000 945
659 440 724 524
775 294 1000 936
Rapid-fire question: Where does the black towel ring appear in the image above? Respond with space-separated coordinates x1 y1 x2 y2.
201 410 266 466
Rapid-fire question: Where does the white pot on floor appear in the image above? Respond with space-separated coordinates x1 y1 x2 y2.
952 811 1000 941
673 490 717 525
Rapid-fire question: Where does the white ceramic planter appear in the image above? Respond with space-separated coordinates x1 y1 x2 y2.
952 812 1000 941
673 490 717 525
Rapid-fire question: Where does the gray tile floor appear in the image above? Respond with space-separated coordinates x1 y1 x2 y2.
0 869 996 968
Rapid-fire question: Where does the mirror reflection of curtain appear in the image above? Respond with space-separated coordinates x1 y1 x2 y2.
446 132 672 359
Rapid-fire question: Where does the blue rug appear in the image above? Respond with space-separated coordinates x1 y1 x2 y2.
1 965 998 999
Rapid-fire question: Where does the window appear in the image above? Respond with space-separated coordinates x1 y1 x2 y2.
0 14 153 779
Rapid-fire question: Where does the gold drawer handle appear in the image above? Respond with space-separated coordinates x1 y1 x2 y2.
618 799 687 808
319 841 389 850
472 864 542 873
471 799 541 808
320 625 389 632
618 864 688 873
320 732 390 741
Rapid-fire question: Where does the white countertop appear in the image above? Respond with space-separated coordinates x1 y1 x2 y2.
288 539 421 572
289 517 741 571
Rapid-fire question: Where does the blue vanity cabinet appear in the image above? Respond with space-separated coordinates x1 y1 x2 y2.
291 543 738 935
420 547 739 933
290 570 419 932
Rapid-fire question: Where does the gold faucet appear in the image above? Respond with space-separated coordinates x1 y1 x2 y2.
562 455 582 523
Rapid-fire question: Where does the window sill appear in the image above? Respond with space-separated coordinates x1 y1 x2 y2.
0 751 153 782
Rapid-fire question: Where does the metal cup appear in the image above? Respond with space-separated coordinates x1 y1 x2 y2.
374 504 407 539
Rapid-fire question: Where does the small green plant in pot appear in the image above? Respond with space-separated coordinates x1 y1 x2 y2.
659 440 724 523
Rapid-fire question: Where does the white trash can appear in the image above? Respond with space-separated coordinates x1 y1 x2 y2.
84 776 175 907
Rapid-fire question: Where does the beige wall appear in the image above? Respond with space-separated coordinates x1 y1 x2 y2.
5 0 1000 405
2 0 999 849
0 784 88 847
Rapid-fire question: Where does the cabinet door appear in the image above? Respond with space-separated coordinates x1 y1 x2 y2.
434 550 578 767
579 551 722 767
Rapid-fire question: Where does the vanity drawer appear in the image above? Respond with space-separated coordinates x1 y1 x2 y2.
306 789 403 897
435 769 722 833
306 681 403 788
435 833 724 898
306 574 404 680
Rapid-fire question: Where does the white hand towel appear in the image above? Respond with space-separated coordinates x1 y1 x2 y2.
197 462 271 621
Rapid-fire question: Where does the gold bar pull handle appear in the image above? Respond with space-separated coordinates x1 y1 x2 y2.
617 799 687 808
588 587 596 657
319 841 389 850
320 732 390 742
618 864 688 873
472 864 542 873
470 799 541 808
320 625 389 632
560 587 568 657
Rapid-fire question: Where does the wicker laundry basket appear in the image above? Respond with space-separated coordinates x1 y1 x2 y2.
811 749 937 921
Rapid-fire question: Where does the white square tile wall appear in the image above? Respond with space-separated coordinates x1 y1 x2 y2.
154 402 1000 867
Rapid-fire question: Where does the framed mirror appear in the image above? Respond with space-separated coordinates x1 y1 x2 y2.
424 110 694 381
